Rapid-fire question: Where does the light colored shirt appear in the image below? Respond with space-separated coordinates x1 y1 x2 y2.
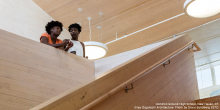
68 40 84 57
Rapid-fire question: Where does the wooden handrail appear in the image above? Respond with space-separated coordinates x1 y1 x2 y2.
193 42 201 52
80 41 195 110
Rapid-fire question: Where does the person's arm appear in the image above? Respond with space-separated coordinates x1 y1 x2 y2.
80 42 86 58
60 46 65 50
41 36 67 48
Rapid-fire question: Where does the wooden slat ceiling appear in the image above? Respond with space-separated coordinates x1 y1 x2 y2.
32 0 220 57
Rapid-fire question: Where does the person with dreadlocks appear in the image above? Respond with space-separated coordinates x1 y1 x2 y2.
40 21 73 51
64 23 86 58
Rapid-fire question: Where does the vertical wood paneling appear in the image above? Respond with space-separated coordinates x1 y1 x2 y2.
92 49 198 110
0 29 94 110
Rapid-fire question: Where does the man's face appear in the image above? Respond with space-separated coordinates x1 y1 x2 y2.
51 26 61 36
70 27 80 39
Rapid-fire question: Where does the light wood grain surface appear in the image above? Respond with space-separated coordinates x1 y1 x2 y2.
32 0 220 57
0 0 71 42
30 34 198 110
0 29 94 110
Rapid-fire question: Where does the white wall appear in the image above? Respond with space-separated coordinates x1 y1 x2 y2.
95 39 171 76
0 0 70 42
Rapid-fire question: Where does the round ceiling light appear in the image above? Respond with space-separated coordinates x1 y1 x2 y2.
84 41 108 60
184 0 220 18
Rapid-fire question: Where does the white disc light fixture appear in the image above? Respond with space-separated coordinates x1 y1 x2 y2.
84 13 108 60
184 0 220 18
84 41 108 60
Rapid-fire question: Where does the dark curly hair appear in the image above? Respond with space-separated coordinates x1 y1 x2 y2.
68 23 82 33
45 21 63 34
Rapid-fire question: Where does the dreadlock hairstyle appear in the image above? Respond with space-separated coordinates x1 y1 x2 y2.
45 21 63 34
68 23 82 33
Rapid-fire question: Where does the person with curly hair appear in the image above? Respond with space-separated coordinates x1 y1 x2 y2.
40 21 73 51
65 23 86 58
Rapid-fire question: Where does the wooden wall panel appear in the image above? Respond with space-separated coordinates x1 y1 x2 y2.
0 29 94 110
92 48 199 110
30 34 196 110
190 96 220 110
